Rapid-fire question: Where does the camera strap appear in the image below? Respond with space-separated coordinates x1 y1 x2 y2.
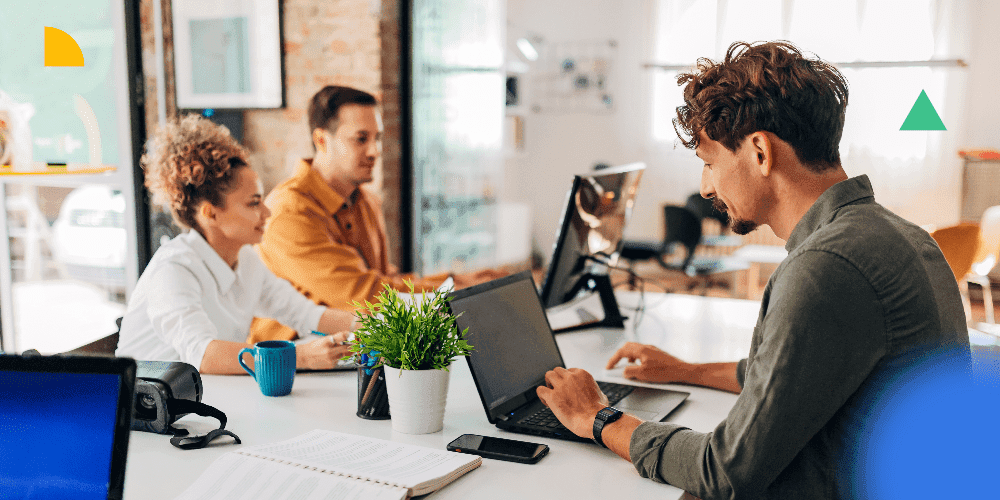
165 399 241 450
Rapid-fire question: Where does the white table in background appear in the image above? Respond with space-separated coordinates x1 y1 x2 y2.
123 292 759 500
730 244 788 299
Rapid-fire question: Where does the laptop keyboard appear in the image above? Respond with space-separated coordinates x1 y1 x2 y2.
598 381 635 404
519 381 634 429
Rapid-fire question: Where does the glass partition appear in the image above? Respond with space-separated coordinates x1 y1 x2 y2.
0 0 144 353
410 0 505 274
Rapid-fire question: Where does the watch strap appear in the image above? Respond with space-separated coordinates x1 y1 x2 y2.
592 407 624 448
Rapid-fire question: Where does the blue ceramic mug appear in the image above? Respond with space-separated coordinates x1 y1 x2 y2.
238 340 296 396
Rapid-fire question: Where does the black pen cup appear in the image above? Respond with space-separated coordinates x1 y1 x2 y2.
356 365 390 420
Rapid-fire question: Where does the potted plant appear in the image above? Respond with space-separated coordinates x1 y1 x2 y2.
347 281 472 434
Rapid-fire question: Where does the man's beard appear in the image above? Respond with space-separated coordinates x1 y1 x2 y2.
712 198 758 235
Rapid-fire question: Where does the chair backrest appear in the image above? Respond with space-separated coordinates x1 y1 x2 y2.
975 205 1000 265
64 317 122 356
685 193 729 228
930 223 982 281
663 205 702 268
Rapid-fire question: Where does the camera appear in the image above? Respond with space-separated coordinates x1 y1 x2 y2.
132 360 203 434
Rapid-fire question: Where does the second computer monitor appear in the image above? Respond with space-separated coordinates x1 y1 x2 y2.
539 163 644 325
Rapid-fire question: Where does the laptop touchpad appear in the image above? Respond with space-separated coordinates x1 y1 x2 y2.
619 387 683 411
617 407 661 421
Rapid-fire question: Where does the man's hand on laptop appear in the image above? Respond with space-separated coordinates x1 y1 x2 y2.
606 342 691 384
536 367 608 439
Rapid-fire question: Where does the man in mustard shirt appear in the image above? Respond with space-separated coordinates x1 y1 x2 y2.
252 86 499 342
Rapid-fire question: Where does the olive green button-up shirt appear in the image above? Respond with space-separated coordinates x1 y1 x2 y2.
629 175 969 499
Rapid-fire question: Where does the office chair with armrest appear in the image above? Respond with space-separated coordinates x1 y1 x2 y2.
685 193 728 229
64 317 122 356
972 206 1000 329
685 193 742 250
930 224 982 326
620 205 746 293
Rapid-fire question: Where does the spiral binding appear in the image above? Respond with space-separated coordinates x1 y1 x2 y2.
236 451 409 493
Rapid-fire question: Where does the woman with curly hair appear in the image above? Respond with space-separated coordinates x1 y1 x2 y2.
116 114 355 374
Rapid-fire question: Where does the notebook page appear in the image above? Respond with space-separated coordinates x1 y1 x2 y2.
175 452 405 500
239 430 479 489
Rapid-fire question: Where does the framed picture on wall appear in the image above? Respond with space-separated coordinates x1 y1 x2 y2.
172 0 284 109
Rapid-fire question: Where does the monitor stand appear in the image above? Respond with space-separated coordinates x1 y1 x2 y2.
546 274 626 333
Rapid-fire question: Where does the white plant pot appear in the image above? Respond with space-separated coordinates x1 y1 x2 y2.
383 366 450 434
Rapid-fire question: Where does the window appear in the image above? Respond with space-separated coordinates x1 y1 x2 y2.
648 0 969 225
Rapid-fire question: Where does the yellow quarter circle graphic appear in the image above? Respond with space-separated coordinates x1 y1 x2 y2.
44 27 84 67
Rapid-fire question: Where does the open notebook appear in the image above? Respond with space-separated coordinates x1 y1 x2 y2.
176 429 481 499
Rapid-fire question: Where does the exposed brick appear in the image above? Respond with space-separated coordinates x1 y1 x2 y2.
140 0 405 269
330 40 351 54
282 108 305 122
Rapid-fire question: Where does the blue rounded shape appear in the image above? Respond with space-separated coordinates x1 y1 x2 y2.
851 346 1000 498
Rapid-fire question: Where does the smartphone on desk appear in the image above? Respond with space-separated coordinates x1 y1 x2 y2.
447 434 549 464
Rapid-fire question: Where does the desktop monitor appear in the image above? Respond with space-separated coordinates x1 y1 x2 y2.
540 163 644 331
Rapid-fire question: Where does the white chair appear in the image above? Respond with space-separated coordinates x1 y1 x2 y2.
973 206 1000 330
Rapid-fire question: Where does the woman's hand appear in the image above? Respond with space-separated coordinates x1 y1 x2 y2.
296 334 353 370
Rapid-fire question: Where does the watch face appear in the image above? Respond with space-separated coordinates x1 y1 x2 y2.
598 407 622 420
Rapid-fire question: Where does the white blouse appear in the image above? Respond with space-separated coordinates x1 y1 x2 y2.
116 230 324 367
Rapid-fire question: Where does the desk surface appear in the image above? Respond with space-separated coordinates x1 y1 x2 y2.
124 292 760 500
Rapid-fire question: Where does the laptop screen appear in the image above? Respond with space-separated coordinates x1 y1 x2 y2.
449 272 564 412
0 356 135 500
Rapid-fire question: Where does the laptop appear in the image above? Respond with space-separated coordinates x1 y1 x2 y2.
0 354 137 500
448 271 689 443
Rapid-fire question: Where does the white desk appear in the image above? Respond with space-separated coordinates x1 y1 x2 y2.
730 244 787 299
123 292 759 500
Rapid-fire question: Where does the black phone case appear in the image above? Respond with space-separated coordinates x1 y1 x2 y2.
447 434 549 464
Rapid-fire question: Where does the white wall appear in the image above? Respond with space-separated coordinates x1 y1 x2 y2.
505 0 681 263
960 0 1000 150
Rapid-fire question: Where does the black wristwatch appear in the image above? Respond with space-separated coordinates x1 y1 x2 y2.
592 407 624 448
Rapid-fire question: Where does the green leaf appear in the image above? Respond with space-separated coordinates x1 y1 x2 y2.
345 279 473 370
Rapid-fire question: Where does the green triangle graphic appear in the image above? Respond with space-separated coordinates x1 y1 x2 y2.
900 90 946 131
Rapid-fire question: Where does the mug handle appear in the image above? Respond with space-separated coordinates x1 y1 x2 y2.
238 347 256 378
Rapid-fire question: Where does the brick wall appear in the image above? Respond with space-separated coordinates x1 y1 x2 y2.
139 0 405 268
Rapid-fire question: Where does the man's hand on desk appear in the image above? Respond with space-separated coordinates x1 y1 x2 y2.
296 333 353 370
607 342 742 394
606 342 692 384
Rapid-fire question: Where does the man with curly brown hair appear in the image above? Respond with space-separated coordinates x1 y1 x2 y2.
536 41 968 499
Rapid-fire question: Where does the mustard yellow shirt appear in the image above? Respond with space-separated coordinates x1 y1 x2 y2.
250 159 447 342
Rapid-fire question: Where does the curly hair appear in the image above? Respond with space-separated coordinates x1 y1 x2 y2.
673 41 849 172
142 114 249 232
